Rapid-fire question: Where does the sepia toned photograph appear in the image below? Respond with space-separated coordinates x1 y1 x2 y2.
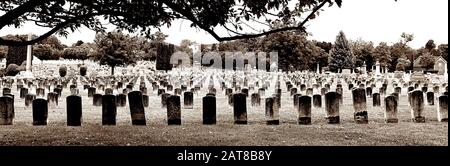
0 0 448 161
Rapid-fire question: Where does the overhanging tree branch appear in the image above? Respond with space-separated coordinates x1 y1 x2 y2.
0 13 99 46
215 0 331 42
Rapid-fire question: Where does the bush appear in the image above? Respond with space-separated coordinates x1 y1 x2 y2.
5 64 20 76
59 66 67 77
80 66 87 76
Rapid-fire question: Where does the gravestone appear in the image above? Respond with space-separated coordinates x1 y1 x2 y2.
128 91 146 125
313 94 322 108
167 95 181 125
2 88 11 96
0 96 14 125
433 86 440 94
32 99 48 126
385 96 398 123
25 94 36 107
366 87 372 97
290 88 297 96
157 89 165 96
88 87 96 98
422 86 428 93
408 86 414 93
258 88 265 97
66 95 82 126
183 91 194 109
117 93 127 107
437 96 448 122
161 93 171 108
102 95 117 125
410 90 425 123
47 92 58 107
143 95 149 107
293 94 301 108
298 96 312 125
353 88 368 124
372 93 381 107
325 92 340 124
336 87 343 105
225 88 233 96
233 93 248 124
251 93 261 107
265 97 279 125
348 84 354 90
167 85 173 91
93 94 103 106
426 92 434 105
306 88 313 96
203 95 216 125
395 87 402 94
105 88 113 95
174 88 182 95
140 87 147 95
241 88 249 97
20 88 28 99
321 88 327 96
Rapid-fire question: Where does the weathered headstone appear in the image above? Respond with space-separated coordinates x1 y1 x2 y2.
161 93 171 108
241 88 249 97
105 88 113 95
290 88 297 96
384 96 398 123
233 93 248 124
32 99 48 126
167 95 181 125
47 92 58 107
20 87 28 99
426 92 434 105
437 95 448 122
313 94 322 108
157 89 165 96
128 91 146 125
2 88 11 96
298 96 312 125
395 87 402 95
410 90 425 123
25 94 36 107
251 93 261 107
422 86 428 93
293 93 301 109
203 95 216 125
88 87 96 98
183 91 194 109
67 95 82 126
306 88 313 96
372 93 381 107
143 95 149 107
265 97 279 125
366 87 372 98
102 95 117 125
0 96 14 125
117 93 127 107
325 92 340 124
93 94 103 106
353 88 368 124
174 88 182 95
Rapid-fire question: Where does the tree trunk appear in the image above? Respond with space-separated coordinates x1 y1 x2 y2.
111 66 115 76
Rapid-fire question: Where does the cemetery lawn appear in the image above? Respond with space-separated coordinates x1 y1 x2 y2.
0 86 447 146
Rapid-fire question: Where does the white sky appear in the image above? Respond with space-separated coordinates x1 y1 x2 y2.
0 0 448 48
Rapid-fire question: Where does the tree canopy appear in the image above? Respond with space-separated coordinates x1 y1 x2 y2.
0 0 347 46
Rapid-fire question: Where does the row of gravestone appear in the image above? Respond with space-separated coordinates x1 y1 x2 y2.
1 89 447 126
